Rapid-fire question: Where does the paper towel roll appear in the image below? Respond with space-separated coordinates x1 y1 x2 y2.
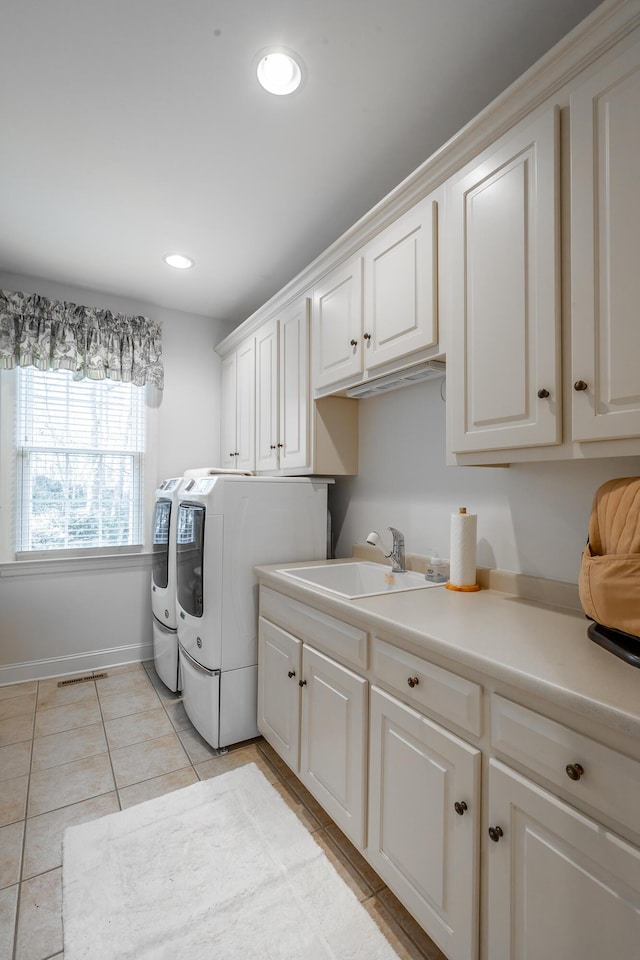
448 508 478 589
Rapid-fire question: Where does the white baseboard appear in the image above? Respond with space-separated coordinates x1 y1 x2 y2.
0 640 155 686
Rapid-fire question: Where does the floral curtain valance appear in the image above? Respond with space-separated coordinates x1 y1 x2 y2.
0 289 164 389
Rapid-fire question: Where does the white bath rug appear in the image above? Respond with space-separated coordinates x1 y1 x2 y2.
63 762 400 960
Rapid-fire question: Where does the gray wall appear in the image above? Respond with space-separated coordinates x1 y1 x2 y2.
330 378 640 584
0 272 233 683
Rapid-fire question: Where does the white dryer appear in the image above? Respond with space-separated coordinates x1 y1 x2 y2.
176 475 329 749
151 477 184 692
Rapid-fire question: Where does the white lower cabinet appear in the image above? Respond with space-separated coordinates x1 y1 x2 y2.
257 616 367 848
487 758 640 960
257 588 640 960
257 617 301 771
368 687 480 960
299 644 368 848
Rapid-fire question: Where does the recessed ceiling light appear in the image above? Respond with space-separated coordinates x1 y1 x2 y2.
163 254 194 270
256 49 304 96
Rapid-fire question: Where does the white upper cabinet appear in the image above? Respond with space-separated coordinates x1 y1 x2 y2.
279 297 310 471
570 39 640 442
313 256 363 391
220 351 238 470
448 108 561 454
219 8 640 467
255 297 310 473
221 338 255 471
313 191 441 393
255 318 279 472
363 196 439 371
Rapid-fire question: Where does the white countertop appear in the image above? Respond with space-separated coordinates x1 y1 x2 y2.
256 560 640 742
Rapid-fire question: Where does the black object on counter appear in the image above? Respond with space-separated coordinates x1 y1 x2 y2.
588 621 640 669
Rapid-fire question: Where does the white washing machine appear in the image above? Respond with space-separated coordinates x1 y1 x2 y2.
176 475 329 749
151 477 184 692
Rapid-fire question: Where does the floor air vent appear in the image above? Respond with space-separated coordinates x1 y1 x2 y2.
57 672 108 687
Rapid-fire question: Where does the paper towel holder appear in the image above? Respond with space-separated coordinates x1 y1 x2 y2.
445 507 481 592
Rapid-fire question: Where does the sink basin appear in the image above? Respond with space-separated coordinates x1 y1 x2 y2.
277 561 445 599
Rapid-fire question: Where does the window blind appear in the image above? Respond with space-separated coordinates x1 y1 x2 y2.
16 368 145 554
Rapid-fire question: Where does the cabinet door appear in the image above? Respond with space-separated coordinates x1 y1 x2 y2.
299 643 367 847
220 352 237 469
364 196 438 371
255 320 279 472
368 687 480 960
570 41 640 442
257 618 301 772
448 108 560 453
313 256 363 391
279 296 310 471
235 337 255 472
487 759 640 960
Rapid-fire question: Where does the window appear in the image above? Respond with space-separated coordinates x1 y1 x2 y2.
13 367 146 557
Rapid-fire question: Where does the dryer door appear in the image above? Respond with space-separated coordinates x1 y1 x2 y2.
151 498 171 590
176 502 204 618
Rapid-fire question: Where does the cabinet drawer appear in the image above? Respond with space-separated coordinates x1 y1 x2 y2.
491 695 640 835
372 637 482 736
260 586 368 670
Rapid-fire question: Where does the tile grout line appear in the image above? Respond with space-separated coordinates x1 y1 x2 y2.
94 677 123 814
12 680 38 960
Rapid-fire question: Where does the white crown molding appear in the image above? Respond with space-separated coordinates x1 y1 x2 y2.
216 0 640 357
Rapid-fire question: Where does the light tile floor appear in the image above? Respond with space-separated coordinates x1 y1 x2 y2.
1 661 446 960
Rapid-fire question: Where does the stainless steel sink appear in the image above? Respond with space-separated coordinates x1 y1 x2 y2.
277 561 445 599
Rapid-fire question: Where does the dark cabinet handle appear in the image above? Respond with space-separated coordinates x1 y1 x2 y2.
537 388 550 399
565 762 584 781
298 679 307 687
277 443 284 448
454 801 468 816
407 676 419 688
350 339 358 347
488 826 504 843
287 670 296 679
574 380 588 391
363 332 372 341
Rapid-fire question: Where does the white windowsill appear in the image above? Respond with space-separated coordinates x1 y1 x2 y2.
0 551 154 578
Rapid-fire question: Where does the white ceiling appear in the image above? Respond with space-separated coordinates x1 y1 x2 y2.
1 0 602 326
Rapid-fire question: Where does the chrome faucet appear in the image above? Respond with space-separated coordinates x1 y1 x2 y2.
387 527 406 573
366 527 406 573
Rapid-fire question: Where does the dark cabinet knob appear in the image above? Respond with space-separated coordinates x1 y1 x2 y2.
574 380 588 391
407 676 419 688
287 670 296 679
270 444 277 450
488 826 504 843
454 801 468 816
363 332 372 341
277 443 284 448
537 388 550 399
350 339 358 347
565 762 584 781
298 679 307 687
